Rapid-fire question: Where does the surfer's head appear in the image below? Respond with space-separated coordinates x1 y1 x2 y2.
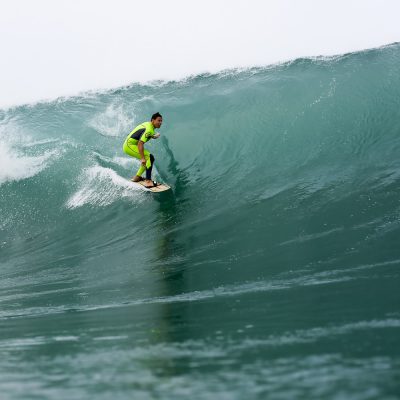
151 112 163 128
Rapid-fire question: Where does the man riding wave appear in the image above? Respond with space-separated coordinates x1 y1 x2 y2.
123 112 162 188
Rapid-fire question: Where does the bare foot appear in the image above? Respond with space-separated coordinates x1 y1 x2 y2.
131 175 143 182
144 179 155 188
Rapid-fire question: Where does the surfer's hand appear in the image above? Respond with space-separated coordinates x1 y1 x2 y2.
153 133 160 139
141 158 146 165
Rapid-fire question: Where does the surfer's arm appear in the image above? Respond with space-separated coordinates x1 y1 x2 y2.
153 133 160 139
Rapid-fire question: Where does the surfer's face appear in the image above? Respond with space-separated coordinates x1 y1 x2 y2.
152 117 163 128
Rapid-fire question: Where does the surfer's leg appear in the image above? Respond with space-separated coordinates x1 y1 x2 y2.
136 149 152 178
145 154 155 181
123 140 150 179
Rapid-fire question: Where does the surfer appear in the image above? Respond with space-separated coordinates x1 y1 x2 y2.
123 112 162 188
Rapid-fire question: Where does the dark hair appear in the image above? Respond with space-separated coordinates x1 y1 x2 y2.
151 112 162 120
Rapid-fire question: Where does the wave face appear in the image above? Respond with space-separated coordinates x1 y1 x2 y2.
1 44 400 399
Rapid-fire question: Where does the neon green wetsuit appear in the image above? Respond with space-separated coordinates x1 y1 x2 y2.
123 121 156 180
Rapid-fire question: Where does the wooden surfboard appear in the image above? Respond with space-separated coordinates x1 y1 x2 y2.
131 179 171 193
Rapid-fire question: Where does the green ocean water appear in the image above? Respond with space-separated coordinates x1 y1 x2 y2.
1 43 400 399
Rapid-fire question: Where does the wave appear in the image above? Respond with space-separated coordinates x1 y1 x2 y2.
1 44 400 399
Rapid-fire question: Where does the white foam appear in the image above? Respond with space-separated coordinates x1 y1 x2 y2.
66 165 143 209
112 156 133 168
87 103 134 137
0 131 58 185
24 138 60 147
93 151 133 169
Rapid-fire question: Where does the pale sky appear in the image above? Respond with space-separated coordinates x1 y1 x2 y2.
0 0 399 108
